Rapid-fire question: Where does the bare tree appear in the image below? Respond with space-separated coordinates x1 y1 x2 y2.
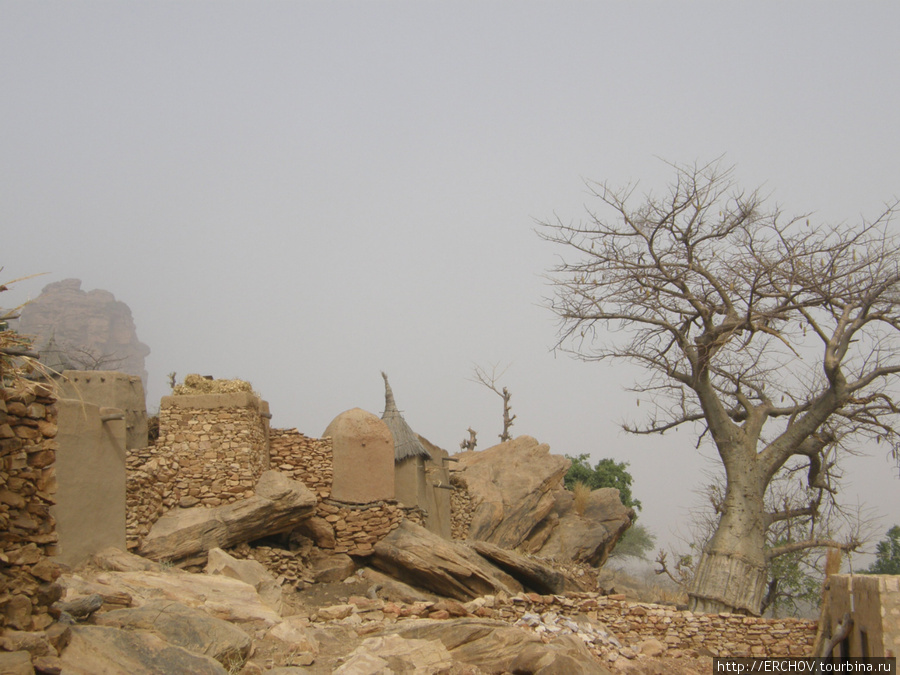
539 159 900 615
460 427 478 451
63 344 127 371
470 363 516 443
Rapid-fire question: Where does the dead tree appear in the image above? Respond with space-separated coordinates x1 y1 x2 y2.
470 363 516 443
460 427 478 451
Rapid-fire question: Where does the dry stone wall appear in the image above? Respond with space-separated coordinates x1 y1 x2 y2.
127 416 408 556
268 429 332 499
0 382 61 631
488 592 815 658
449 475 474 539
126 392 270 548
316 500 404 557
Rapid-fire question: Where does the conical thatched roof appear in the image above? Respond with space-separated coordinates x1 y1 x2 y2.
381 372 432 462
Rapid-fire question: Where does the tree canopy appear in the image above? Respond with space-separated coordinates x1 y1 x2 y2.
564 454 641 512
863 525 900 575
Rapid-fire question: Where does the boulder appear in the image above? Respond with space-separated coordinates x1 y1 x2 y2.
535 488 633 566
92 547 164 573
205 547 283 614
0 651 33 675
454 436 570 549
468 541 571 594
138 470 317 562
372 520 521 600
387 617 543 672
267 615 319 656
509 633 612 674
93 600 252 667
308 551 356 584
293 515 336 549
385 617 611 674
78 568 282 626
334 634 454 675
360 567 439 604
58 625 228 675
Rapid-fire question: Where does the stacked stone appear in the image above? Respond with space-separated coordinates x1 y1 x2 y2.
124 445 175 549
0 383 62 631
229 542 312 589
158 403 268 506
125 396 270 548
268 429 332 498
449 476 474 539
479 592 816 658
303 590 813 660
316 500 404 556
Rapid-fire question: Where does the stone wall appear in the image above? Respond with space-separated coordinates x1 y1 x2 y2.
316 499 405 557
0 382 61 631
449 475 474 539
493 592 815 658
126 392 270 548
266 429 408 556
269 429 332 499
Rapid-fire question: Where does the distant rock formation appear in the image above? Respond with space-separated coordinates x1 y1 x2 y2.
17 279 150 385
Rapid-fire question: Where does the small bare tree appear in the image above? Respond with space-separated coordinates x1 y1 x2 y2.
470 363 516 443
460 427 478 451
63 344 127 371
540 159 900 615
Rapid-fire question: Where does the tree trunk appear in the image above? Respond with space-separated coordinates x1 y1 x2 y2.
688 457 769 615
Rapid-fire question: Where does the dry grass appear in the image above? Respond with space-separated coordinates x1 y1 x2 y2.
573 481 591 516
173 373 257 396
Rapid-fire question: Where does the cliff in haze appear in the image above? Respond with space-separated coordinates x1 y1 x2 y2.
17 278 150 384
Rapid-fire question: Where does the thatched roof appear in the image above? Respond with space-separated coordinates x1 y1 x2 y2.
381 372 432 462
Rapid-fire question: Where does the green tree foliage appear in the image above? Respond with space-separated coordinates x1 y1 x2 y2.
564 454 641 512
762 540 822 617
564 454 653 560
863 526 900 575
611 524 656 561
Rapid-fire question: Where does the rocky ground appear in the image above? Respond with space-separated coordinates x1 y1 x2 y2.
0 546 720 675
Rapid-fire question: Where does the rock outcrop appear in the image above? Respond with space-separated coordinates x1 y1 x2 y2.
59 625 228 675
17 279 150 385
454 436 569 549
0 546 815 673
535 488 634 567
372 520 522 600
453 436 634 566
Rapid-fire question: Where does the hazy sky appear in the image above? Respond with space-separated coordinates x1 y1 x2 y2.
3 2 899 563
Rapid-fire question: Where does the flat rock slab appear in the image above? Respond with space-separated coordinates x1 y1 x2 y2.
59 625 228 675
86 568 282 626
139 470 317 562
372 520 521 601
94 600 252 666
334 634 454 675
468 540 571 594
386 617 611 674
